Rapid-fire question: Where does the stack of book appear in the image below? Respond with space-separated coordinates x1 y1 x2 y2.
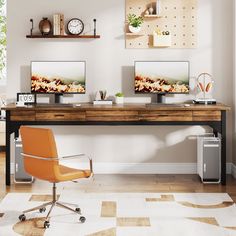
53 14 65 35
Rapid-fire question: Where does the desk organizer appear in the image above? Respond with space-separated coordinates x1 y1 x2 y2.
126 0 198 49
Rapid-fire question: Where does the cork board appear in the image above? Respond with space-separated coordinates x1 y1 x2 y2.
126 0 198 49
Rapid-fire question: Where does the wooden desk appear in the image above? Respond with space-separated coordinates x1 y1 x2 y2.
3 103 230 186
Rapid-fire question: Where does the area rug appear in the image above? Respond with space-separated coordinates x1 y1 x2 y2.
0 192 236 236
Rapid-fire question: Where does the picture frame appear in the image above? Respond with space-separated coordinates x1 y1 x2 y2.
17 93 36 105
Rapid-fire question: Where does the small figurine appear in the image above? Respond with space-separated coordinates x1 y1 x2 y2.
145 10 150 15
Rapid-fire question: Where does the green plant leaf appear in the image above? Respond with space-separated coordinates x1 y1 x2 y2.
115 92 124 97
127 14 143 28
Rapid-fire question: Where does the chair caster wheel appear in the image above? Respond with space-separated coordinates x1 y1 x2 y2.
44 221 50 228
75 208 81 214
19 214 26 222
79 216 86 223
39 207 46 213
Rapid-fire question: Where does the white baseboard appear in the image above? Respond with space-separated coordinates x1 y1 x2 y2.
94 163 197 174
227 163 233 175
231 163 236 178
10 162 234 175
93 162 233 175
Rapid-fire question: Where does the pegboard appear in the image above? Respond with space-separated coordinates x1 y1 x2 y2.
126 0 198 49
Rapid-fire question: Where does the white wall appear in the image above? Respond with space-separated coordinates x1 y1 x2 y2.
7 0 234 171
233 1 236 167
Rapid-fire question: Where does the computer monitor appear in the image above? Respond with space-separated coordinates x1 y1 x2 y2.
135 61 190 103
31 61 86 103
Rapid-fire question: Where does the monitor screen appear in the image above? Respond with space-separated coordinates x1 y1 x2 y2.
31 61 86 94
135 61 190 94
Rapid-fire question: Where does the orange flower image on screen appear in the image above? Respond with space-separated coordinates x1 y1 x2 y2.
135 75 189 93
31 75 85 93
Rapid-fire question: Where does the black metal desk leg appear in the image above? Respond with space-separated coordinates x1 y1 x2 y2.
5 111 11 186
221 111 226 185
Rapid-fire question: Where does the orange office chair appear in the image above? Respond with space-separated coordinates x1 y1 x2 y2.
18 126 93 229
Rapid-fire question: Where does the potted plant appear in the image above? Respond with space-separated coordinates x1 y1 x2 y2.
115 92 124 104
127 14 143 33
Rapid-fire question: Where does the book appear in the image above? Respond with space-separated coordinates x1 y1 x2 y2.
53 14 61 35
53 14 57 35
60 14 65 35
53 15 56 35
93 100 113 105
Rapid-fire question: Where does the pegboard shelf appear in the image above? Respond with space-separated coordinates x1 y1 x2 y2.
144 15 162 18
126 33 144 36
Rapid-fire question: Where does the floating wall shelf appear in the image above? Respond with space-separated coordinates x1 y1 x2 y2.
143 15 162 18
26 35 101 39
126 33 144 36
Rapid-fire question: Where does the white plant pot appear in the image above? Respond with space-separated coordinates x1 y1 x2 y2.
129 25 141 33
115 97 124 104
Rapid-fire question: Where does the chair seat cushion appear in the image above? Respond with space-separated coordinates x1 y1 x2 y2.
56 165 91 182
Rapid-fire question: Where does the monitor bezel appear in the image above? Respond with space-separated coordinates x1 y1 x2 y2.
134 61 190 95
31 61 86 94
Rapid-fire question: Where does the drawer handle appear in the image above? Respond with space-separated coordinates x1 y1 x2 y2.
54 114 65 117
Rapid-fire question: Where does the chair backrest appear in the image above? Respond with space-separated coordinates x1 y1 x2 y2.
20 126 59 181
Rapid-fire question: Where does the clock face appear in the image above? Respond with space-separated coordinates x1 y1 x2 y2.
67 18 84 35
17 93 36 104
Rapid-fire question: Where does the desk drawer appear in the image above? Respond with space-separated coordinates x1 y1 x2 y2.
11 111 36 121
36 111 86 121
86 111 139 121
139 111 193 121
193 111 221 121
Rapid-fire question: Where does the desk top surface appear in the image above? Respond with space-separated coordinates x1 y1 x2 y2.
2 103 230 111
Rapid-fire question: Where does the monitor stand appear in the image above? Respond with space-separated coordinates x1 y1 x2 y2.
36 94 74 107
157 94 165 104
55 93 63 104
147 94 183 107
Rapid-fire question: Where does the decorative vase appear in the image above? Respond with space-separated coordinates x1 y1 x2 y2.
129 25 141 33
149 6 154 15
115 97 124 104
39 18 52 35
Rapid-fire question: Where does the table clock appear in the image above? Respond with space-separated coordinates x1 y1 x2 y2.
17 93 36 105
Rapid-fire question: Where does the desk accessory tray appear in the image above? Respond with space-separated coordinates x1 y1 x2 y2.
93 100 113 105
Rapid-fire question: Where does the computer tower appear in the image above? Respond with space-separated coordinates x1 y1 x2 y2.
197 136 221 183
14 139 33 183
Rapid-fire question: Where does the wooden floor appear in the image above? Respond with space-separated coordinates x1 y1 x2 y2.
1 152 236 202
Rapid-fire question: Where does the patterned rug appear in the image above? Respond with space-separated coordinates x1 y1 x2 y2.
0 192 236 236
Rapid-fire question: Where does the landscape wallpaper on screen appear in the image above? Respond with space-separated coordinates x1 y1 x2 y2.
31 62 86 93
135 62 189 94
